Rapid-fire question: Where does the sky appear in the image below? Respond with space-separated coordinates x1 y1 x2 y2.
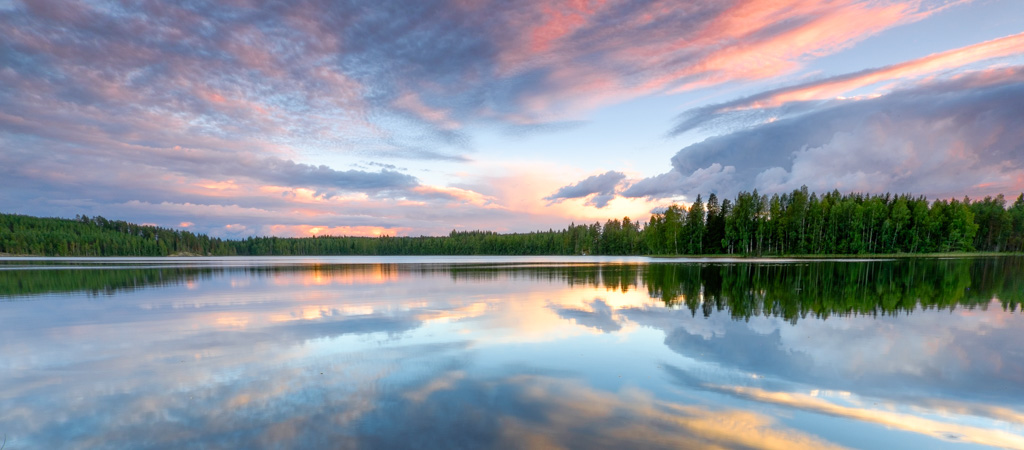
2 0 1023 238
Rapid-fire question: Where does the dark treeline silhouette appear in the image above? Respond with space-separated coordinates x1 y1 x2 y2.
4 259 1020 323
3 188 1024 256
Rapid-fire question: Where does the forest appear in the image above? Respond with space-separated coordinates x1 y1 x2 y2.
2 188 1024 257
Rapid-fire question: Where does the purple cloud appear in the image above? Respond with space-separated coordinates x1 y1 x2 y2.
0 0 994 236
623 68 1024 201
545 171 626 208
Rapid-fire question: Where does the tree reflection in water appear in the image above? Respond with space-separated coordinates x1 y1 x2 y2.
3 258 1021 321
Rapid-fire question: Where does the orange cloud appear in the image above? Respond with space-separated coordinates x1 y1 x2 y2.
715 385 1024 449
195 179 240 191
411 185 500 207
265 224 409 238
733 32 1024 110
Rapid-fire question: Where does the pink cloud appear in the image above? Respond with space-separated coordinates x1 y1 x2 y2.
392 92 461 130
266 224 410 238
475 0 964 123
734 32 1024 110
4 0 1016 237
3 0 971 138
497 0 607 70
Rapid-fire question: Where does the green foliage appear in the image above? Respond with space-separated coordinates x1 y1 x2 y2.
0 213 233 257
1 187 1022 257
644 187 1018 256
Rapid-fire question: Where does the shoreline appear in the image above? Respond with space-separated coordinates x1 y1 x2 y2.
1 252 1021 259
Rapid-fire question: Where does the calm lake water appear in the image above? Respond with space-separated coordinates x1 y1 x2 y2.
1 256 1023 449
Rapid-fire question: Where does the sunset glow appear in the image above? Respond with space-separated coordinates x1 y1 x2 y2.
1 0 1022 236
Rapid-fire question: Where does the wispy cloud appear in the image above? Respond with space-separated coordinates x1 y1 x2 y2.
1 0 960 145
0 0 1003 233
711 384 1024 449
671 32 1024 135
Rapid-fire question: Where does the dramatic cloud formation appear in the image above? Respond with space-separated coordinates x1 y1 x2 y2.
670 32 1024 135
1 0 1020 234
544 170 625 208
710 384 1024 449
4 0 952 153
618 67 1024 202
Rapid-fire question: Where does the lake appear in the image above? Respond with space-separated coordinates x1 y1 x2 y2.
1 256 1022 449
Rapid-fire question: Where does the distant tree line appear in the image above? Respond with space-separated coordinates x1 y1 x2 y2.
0 214 235 256
644 188 1024 255
2 188 1024 257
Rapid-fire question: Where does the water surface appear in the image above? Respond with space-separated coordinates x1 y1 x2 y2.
1 256 1022 449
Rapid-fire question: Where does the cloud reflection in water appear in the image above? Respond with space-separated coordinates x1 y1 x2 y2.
0 258 1022 448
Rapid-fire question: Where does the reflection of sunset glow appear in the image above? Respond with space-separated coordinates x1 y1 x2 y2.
268 306 329 322
461 282 661 344
493 376 845 450
339 305 374 316
5 260 1024 448
190 264 666 344
215 314 250 329
714 385 1024 449
268 264 399 287
916 399 1024 427
416 302 488 324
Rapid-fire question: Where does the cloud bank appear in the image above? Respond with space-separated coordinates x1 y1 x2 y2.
0 0 1006 234
603 67 1024 203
